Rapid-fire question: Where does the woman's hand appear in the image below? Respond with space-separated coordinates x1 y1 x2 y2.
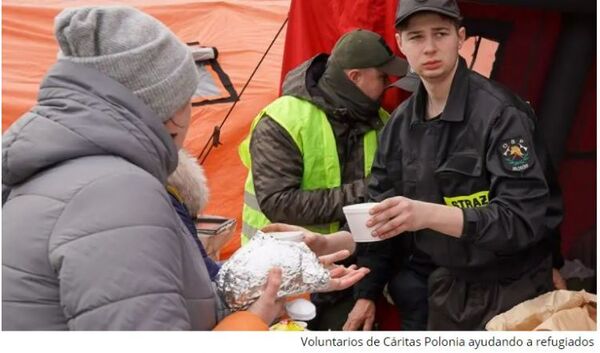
247 268 285 325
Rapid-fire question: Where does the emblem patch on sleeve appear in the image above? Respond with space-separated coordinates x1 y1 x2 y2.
500 137 531 172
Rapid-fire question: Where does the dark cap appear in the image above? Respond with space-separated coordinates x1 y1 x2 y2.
395 0 461 28
330 29 408 77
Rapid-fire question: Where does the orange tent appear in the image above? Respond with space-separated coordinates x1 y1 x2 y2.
2 0 291 259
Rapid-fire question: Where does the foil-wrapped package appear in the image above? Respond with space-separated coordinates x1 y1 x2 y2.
215 232 330 311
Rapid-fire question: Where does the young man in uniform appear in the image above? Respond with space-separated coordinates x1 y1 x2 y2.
239 29 407 330
347 0 563 330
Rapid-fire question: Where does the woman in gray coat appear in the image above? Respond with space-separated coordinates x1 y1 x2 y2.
2 6 280 330
2 6 368 331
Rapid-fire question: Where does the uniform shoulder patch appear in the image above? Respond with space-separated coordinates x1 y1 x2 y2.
499 137 531 172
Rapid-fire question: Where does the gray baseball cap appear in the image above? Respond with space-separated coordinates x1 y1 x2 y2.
330 29 408 77
395 0 462 27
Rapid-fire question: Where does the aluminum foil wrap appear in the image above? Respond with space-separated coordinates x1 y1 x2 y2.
215 232 330 311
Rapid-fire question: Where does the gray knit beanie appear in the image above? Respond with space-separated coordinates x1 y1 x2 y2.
54 6 199 122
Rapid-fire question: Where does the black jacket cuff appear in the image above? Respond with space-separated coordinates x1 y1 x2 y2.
461 208 479 241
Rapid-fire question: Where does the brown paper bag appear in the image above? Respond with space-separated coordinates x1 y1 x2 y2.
486 290 597 331
534 306 596 331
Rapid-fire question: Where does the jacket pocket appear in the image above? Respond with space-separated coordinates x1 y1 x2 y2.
434 153 490 208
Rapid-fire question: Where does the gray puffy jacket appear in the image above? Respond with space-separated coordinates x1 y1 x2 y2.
2 61 217 330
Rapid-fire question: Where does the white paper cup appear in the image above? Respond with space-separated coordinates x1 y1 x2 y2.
267 231 304 242
343 202 381 242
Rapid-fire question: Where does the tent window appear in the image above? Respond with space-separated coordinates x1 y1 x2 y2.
460 18 512 80
460 36 500 79
187 44 239 107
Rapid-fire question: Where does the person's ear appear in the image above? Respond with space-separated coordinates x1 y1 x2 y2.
395 32 405 55
346 69 361 83
458 27 466 49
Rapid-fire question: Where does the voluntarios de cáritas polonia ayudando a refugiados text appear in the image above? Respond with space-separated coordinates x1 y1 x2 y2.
300 335 595 349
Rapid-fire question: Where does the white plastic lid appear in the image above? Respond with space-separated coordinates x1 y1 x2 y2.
268 231 304 242
285 299 316 321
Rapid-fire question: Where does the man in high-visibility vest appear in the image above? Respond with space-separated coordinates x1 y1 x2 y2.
239 29 407 330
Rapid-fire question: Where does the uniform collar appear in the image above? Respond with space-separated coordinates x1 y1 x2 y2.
411 57 469 126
